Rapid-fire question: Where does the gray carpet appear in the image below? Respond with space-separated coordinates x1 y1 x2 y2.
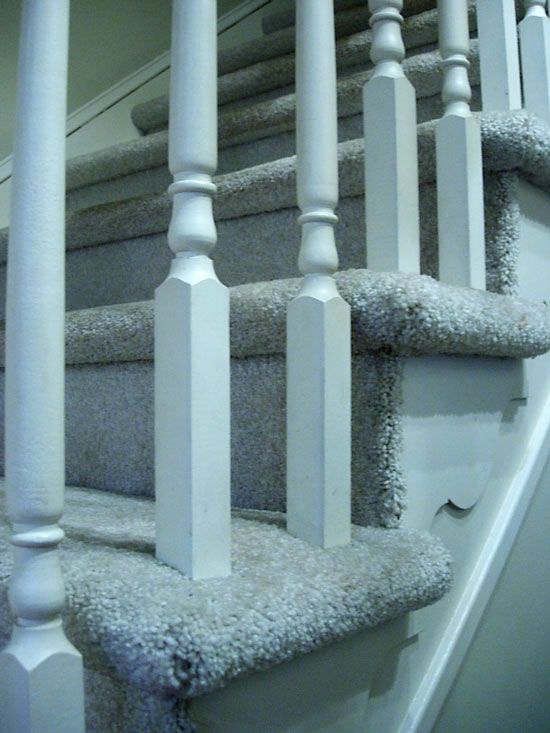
0 111 542 315
40 112 550 255
262 0 438 36
0 268 545 366
67 41 480 206
0 483 452 730
0 268 547 526
4 354 401 527
0 1 547 728
260 0 523 37
131 5 461 137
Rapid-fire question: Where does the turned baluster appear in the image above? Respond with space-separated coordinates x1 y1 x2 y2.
287 0 351 548
0 1 85 731
436 0 486 289
155 0 231 579
520 0 550 123
476 0 522 111
364 0 420 273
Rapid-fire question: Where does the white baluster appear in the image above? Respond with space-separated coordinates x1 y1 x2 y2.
155 0 231 579
436 0 486 289
520 0 550 123
0 1 85 731
287 0 351 548
364 0 420 273
477 0 522 110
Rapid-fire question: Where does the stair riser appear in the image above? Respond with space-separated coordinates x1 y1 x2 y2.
67 85 482 215
0 172 515 318
262 0 437 37
132 6 451 135
0 355 403 528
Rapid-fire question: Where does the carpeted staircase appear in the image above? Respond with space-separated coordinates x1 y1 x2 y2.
1 1 550 731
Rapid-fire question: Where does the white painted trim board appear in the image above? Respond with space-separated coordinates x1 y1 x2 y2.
399 386 550 732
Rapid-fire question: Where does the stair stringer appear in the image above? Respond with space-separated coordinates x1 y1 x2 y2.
364 177 550 732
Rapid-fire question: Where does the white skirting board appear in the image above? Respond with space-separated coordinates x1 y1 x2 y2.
400 387 550 732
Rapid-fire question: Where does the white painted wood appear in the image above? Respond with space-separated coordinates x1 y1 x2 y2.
155 0 231 579
436 0 486 289
287 0 351 548
0 1 85 731
476 0 522 110
400 356 525 530
519 0 550 123
399 384 550 733
363 0 420 273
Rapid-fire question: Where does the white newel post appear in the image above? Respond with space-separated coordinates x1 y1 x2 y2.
287 0 351 548
436 0 486 289
155 0 231 579
0 1 85 731
520 0 550 123
476 0 522 111
364 0 420 273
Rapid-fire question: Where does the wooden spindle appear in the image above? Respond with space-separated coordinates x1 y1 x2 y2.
155 0 231 579
520 0 550 123
477 0 522 111
364 0 420 273
436 0 486 289
287 0 351 548
0 1 85 731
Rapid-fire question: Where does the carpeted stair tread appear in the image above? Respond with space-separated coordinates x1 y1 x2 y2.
0 269 546 367
262 0 437 36
0 483 452 699
6 111 545 264
131 5 449 136
67 42 477 196
217 1 381 78
262 0 525 36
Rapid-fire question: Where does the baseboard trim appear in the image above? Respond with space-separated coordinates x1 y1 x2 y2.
399 386 550 733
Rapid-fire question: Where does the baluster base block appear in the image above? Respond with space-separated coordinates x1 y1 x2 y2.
520 13 550 124
436 113 486 290
286 287 351 548
0 622 84 733
476 0 522 111
364 74 420 274
155 258 231 579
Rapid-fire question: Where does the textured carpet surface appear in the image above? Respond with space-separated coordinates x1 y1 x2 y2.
84 668 192 733
262 0 438 36
260 0 523 37
3 111 542 270
67 38 478 200
0 484 453 701
47 355 402 527
0 1 543 729
0 269 544 367
131 5 447 136
0 268 546 522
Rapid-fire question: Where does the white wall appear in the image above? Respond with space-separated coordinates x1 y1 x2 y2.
0 0 248 163
0 0 261 228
